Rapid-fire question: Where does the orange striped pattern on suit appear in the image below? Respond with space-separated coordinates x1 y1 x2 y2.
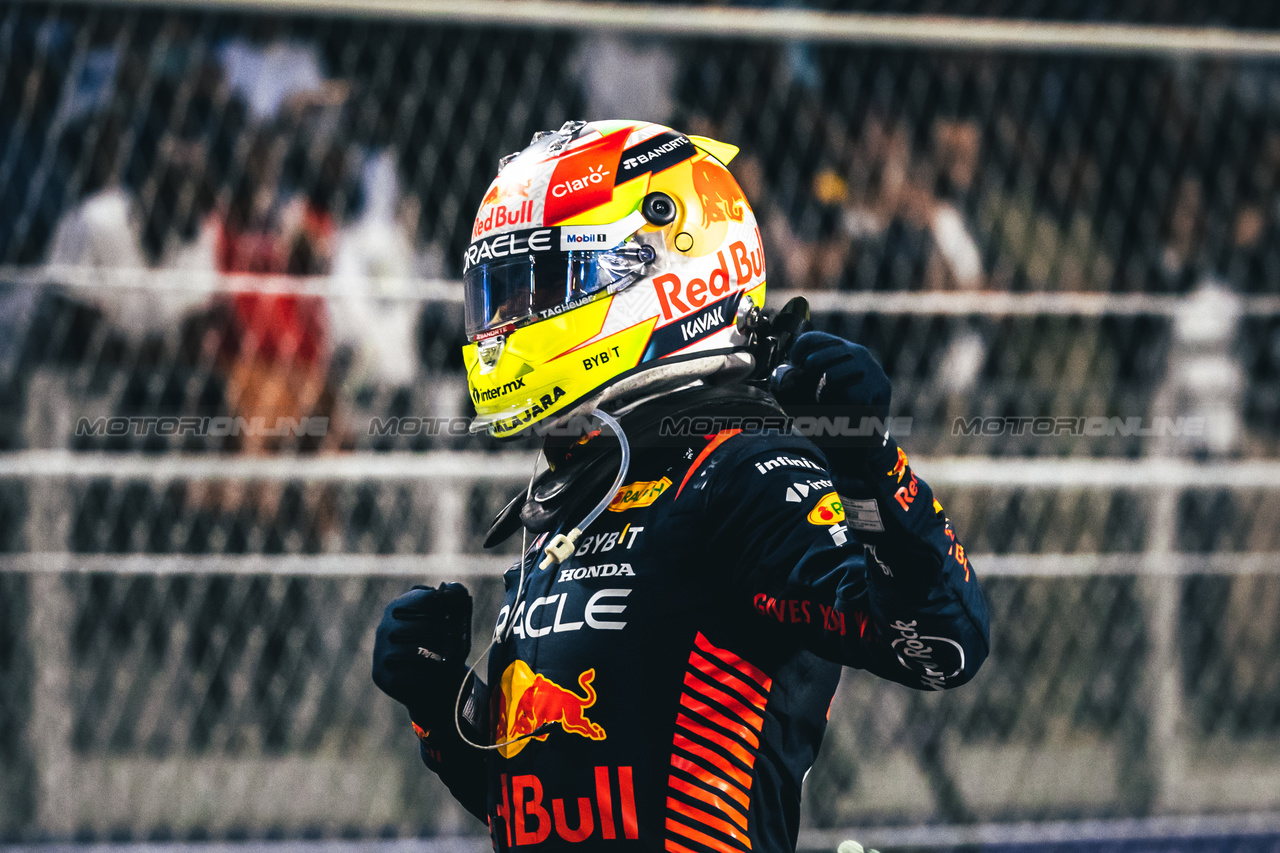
664 632 773 853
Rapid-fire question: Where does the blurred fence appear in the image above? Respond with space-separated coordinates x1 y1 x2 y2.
3 0 1280 849
4 450 1280 845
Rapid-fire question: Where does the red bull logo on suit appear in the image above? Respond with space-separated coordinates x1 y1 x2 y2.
493 766 639 847
494 660 606 759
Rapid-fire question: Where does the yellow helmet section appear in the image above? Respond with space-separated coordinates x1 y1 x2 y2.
463 120 767 439
643 153 750 258
464 295 658 438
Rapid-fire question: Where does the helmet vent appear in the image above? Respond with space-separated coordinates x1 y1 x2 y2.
642 192 678 226
548 120 588 153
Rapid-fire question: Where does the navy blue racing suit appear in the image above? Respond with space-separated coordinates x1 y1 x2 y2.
409 384 989 852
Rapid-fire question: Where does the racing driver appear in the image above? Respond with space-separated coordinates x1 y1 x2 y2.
372 120 991 852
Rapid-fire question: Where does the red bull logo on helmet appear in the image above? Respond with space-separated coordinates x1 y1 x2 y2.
494 661 606 758
481 175 533 207
691 158 746 227
653 229 764 323
474 175 537 238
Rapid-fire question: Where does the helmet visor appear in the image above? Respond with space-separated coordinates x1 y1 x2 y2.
463 246 649 338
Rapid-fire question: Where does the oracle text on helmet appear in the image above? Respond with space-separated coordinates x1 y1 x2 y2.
463 227 554 274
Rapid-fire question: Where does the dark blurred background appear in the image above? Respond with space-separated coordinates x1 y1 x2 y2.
1 1 1279 850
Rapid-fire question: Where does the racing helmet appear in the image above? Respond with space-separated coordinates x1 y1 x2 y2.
462 119 767 439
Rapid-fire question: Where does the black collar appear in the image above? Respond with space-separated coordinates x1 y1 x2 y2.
483 382 784 547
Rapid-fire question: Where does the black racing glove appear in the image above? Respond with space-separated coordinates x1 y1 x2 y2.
770 330 896 486
771 331 892 431
372 582 472 732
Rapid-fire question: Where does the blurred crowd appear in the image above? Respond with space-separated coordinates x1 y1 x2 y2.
3 9 1279 815
1 4 1278 464
0 14 456 458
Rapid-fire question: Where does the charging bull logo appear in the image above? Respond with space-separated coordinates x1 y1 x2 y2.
691 159 745 228
495 661 606 758
887 446 910 483
481 175 533 207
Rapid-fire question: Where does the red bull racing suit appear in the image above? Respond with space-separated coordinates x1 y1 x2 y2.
411 384 990 852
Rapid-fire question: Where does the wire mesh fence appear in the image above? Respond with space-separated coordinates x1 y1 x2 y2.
2 0 1280 848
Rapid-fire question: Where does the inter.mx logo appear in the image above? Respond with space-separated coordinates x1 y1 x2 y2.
473 377 527 402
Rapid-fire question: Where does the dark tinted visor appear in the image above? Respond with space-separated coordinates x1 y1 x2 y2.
463 248 646 337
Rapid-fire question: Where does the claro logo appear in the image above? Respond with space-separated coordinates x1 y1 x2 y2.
654 231 765 322
551 164 610 199
543 130 629 225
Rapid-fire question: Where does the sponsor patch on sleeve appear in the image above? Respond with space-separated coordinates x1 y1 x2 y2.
806 493 846 526
608 477 671 512
843 497 885 532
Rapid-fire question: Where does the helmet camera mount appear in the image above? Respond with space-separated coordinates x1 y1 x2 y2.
746 296 811 387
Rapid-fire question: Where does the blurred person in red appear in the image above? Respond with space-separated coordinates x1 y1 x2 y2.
214 135 338 455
